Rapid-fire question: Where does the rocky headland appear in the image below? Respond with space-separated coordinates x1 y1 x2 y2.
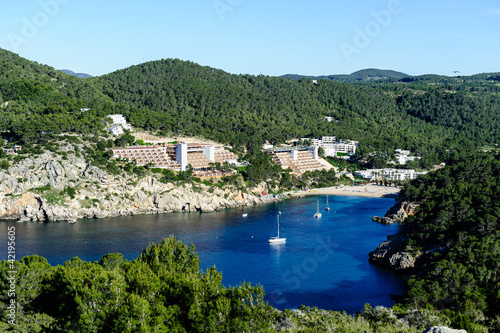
369 199 423 272
0 148 290 223
368 233 422 272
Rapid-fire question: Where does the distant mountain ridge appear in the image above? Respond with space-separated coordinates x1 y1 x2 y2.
281 68 409 83
59 69 93 79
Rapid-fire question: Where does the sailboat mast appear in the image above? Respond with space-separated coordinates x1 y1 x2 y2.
277 214 280 238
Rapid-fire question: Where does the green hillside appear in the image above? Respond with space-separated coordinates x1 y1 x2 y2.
396 152 500 332
0 48 144 145
91 59 469 165
93 60 425 148
1 48 499 167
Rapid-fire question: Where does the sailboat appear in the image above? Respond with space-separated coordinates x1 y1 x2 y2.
314 200 322 218
269 212 286 244
326 195 330 211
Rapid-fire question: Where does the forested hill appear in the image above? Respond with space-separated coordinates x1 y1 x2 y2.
91 59 463 163
94 60 435 148
396 152 500 331
0 48 145 144
1 47 499 166
281 68 409 82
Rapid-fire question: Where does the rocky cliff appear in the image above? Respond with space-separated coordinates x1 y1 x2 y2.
368 233 422 272
372 200 418 225
0 149 287 222
369 199 422 271
370 199 449 272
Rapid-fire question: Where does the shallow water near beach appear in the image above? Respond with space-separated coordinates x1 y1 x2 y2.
1 195 405 313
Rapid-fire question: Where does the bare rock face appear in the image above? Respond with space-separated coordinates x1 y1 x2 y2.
372 200 419 225
369 234 422 272
388 251 417 270
388 200 418 222
0 148 283 222
422 327 467 333
372 216 394 224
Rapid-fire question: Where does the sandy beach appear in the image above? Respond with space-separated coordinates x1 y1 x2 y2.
299 184 400 198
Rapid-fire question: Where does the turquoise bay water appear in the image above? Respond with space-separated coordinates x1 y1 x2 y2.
1 195 405 313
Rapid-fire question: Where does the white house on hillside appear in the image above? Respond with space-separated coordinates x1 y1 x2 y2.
107 114 132 135
394 149 420 165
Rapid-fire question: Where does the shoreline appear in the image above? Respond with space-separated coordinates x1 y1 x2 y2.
2 185 398 223
296 184 400 199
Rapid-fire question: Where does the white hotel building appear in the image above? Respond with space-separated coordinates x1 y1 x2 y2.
303 136 359 159
355 168 428 181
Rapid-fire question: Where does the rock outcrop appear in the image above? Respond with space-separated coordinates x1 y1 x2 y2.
369 233 422 272
372 200 418 225
0 148 290 222
369 198 429 271
422 327 467 333
371 215 395 224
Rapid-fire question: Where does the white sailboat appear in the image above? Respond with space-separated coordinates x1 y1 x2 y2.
269 212 286 244
314 200 322 218
326 195 330 211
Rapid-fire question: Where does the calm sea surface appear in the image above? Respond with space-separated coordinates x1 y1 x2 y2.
1 195 405 313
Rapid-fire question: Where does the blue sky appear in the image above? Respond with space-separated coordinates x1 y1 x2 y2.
1 0 499 77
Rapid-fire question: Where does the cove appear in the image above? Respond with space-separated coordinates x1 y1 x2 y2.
1 195 405 314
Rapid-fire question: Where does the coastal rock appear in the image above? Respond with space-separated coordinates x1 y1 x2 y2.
372 200 418 225
154 194 184 212
43 204 79 222
422 327 467 333
372 216 394 224
0 147 284 222
198 201 216 213
387 200 418 222
369 233 421 271
388 252 417 270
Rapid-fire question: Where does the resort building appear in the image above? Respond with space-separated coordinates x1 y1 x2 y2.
302 136 359 159
264 146 331 176
109 142 239 178
355 168 428 181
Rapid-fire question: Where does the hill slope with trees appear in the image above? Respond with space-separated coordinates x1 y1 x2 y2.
386 152 500 332
1 48 499 168
0 48 144 145
91 59 491 166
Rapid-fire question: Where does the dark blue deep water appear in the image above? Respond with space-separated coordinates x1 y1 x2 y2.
1 195 405 313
